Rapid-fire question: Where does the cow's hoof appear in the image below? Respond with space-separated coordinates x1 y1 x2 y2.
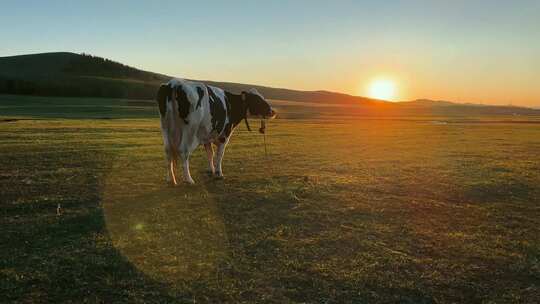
206 170 215 177
214 175 224 180
184 179 195 185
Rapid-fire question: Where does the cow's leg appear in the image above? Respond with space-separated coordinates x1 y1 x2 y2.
180 150 195 184
178 129 199 184
165 148 178 185
215 142 227 179
170 158 178 185
204 143 215 176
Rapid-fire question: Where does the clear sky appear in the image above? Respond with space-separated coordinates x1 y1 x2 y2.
1 0 539 106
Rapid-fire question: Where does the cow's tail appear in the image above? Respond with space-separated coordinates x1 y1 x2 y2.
156 84 170 117
176 84 190 124
159 81 205 124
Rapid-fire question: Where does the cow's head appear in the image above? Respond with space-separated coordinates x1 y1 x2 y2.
241 89 276 119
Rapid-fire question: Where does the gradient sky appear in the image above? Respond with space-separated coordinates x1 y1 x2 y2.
1 0 539 106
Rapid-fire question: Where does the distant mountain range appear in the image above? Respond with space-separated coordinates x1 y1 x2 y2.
1 52 538 116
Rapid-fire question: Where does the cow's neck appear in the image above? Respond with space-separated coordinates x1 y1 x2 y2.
225 92 247 127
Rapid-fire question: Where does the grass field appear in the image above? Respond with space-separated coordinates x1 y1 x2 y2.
1 95 540 303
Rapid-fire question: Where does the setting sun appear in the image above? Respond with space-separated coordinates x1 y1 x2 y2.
367 79 397 101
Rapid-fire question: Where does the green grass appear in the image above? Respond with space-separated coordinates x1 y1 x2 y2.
1 95 540 303
0 94 156 119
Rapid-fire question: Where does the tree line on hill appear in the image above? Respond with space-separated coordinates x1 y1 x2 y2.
0 53 165 99
63 53 164 81
0 76 160 99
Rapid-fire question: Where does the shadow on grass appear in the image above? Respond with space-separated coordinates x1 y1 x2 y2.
195 175 439 303
0 148 191 303
95 164 440 302
3 137 536 303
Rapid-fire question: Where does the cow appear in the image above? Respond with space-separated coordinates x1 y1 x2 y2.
156 78 276 185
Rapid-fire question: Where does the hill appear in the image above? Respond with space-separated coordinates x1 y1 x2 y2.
1 52 539 116
0 52 376 104
0 52 167 99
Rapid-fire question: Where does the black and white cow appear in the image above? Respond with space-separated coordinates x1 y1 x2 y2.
156 78 276 185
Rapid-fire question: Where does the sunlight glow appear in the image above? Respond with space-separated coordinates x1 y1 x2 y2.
367 79 397 101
